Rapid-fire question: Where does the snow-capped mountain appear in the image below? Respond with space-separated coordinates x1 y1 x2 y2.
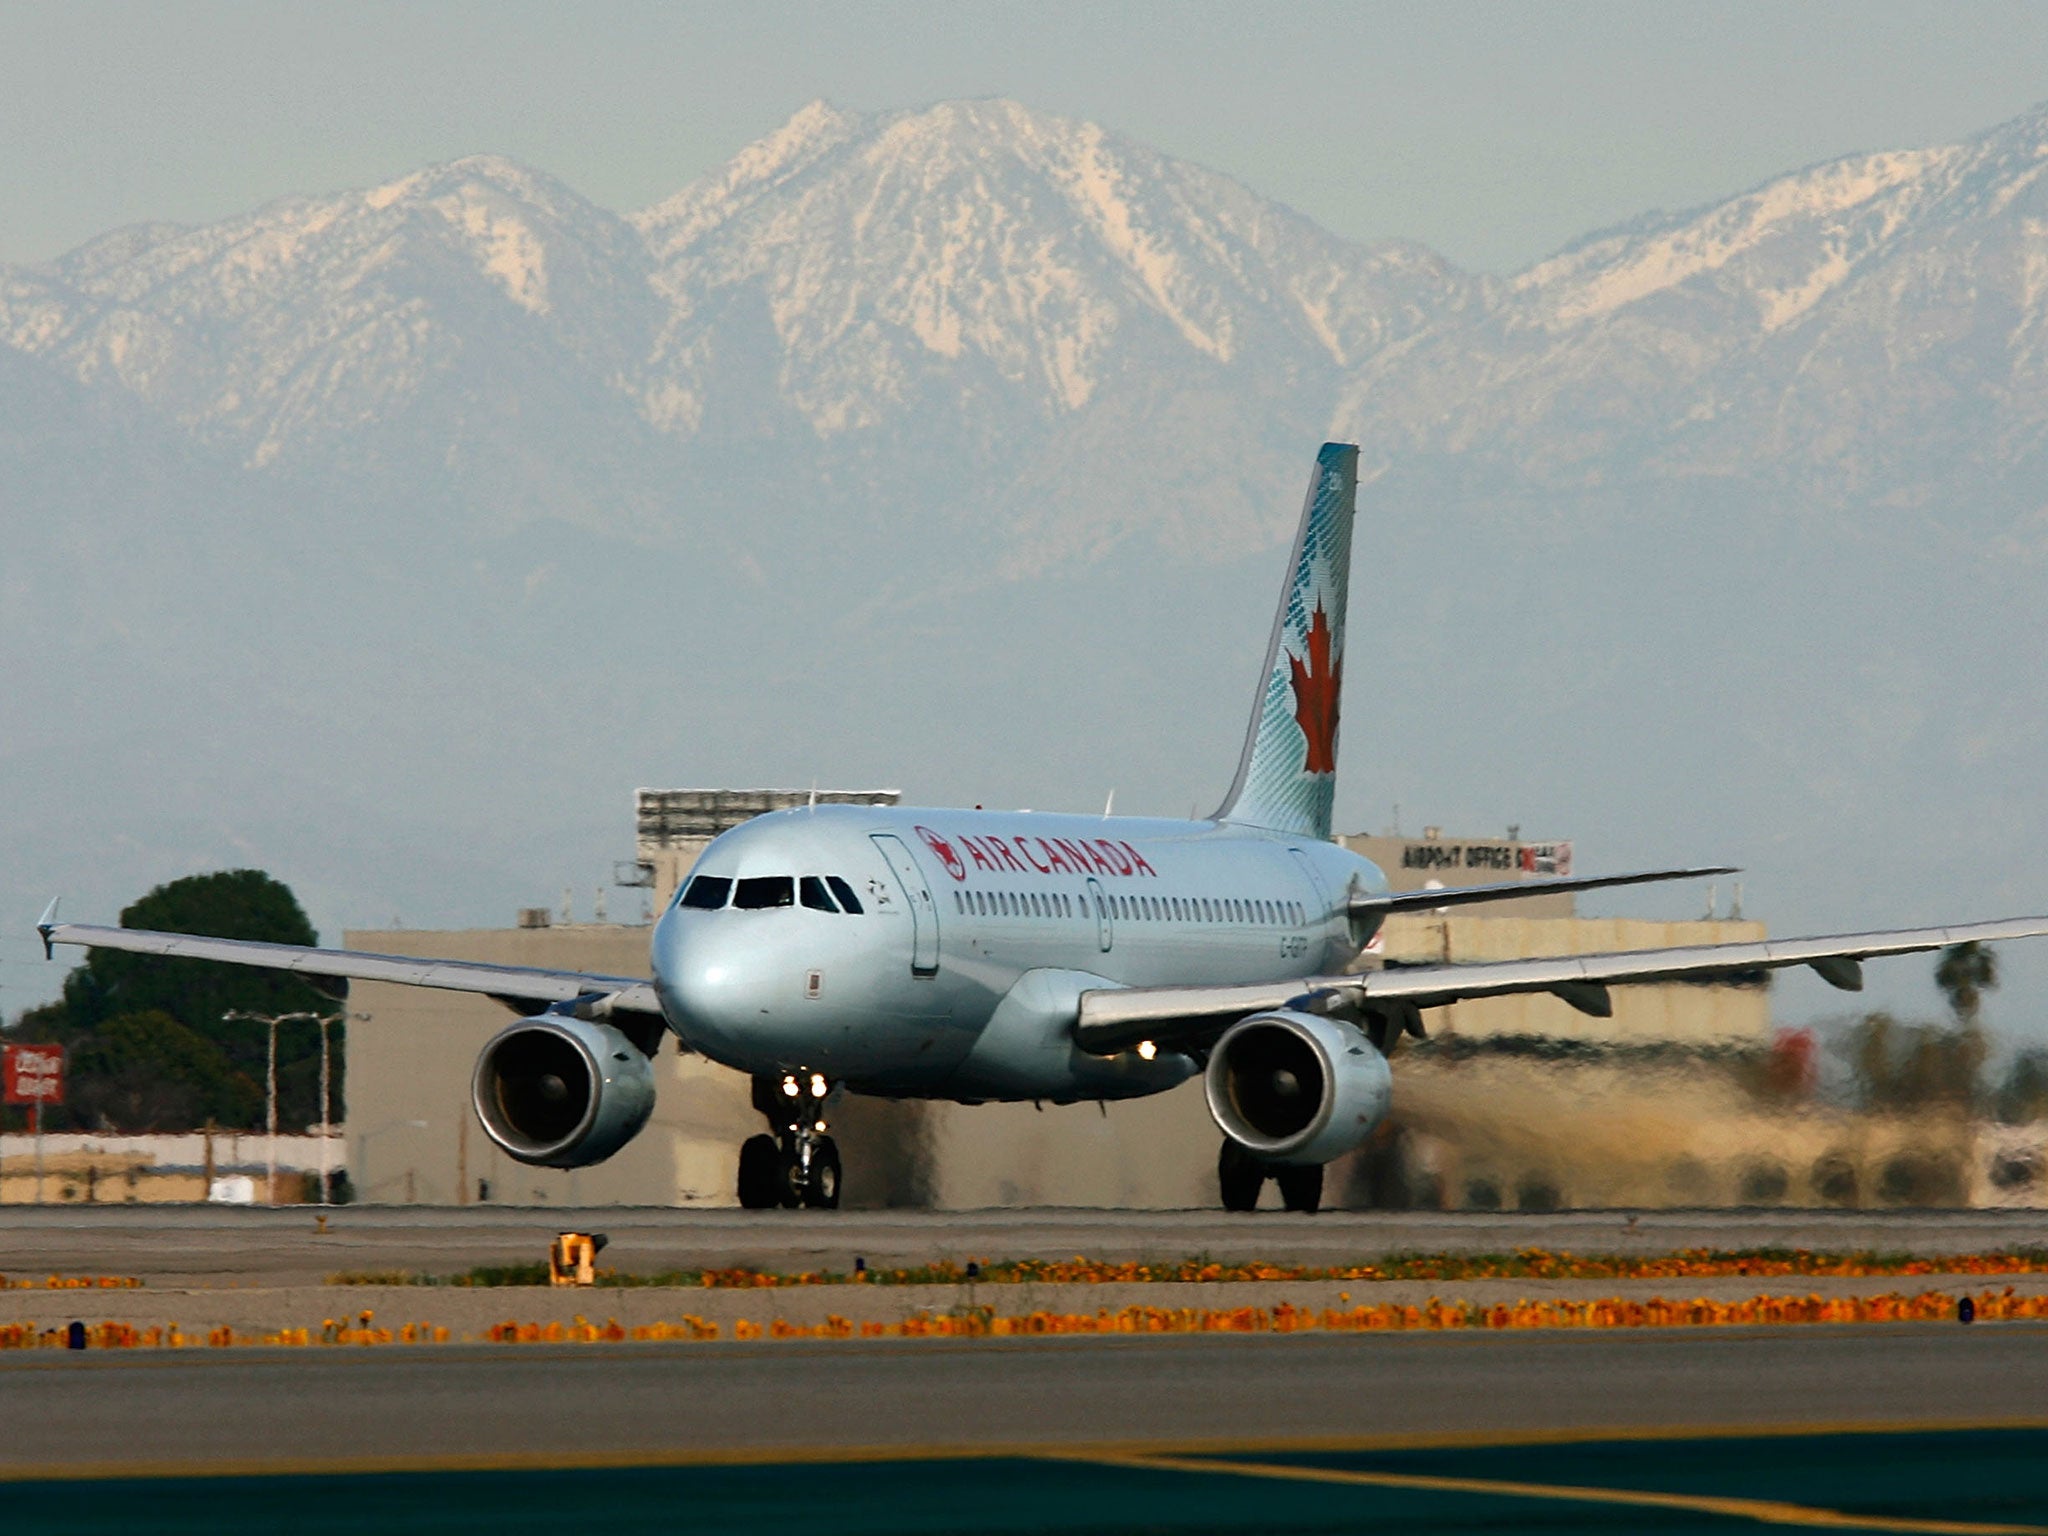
1339 104 2048 535
6 97 2048 1026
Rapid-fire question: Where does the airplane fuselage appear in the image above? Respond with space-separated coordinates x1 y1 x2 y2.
650 805 1388 1103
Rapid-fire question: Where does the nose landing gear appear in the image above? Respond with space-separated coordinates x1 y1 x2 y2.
739 1072 842 1209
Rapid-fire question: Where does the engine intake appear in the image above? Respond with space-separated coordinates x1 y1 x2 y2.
1204 1010 1391 1166
472 1017 656 1169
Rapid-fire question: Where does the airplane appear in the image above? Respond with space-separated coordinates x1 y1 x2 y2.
37 442 2048 1212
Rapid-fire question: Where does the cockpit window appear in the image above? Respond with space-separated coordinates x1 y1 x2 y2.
679 875 731 910
800 876 838 913
733 876 795 910
826 876 863 914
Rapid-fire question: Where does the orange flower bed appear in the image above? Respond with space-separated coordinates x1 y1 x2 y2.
7 1288 2042 1351
0 1275 143 1291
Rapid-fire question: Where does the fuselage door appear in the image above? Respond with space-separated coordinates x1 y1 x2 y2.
1288 847 1334 923
871 833 940 978
1086 877 1113 953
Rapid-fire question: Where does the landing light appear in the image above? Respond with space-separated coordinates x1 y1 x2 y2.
1137 1040 1157 1061
810 1073 827 1097
782 1079 801 1097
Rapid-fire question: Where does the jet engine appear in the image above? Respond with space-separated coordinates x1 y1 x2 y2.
471 1017 657 1169
1203 1010 1392 1166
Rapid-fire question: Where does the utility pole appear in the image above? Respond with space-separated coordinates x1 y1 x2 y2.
225 1010 346 1206
318 1014 331 1204
266 1015 278 1203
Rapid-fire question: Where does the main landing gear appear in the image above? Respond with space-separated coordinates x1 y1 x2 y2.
739 1072 842 1209
1218 1140 1324 1214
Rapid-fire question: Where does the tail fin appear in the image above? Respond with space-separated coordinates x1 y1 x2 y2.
1211 443 1357 839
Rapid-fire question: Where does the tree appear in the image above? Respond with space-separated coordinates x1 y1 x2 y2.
11 869 344 1133
61 870 325 1034
1839 1009 1983 1113
1935 941 1998 1030
64 1011 261 1133
1997 1050 2048 1125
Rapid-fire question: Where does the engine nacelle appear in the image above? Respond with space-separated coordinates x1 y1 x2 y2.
472 1017 656 1169
1203 1010 1392 1166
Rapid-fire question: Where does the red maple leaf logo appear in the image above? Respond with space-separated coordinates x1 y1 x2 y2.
1286 600 1341 775
916 825 967 881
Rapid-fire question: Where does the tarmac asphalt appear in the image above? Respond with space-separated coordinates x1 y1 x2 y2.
6 1429 2048 1536
8 1321 2048 1468
4 1330 2047 1532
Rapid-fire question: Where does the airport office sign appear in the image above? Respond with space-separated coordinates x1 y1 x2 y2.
2 1043 63 1105
1400 841 1573 877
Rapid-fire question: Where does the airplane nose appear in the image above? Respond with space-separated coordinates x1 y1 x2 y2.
654 912 772 1054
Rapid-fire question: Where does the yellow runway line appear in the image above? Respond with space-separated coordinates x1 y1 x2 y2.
1062 1450 2048 1536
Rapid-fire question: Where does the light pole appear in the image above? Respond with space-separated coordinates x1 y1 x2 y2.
223 1009 347 1205
312 1013 367 1205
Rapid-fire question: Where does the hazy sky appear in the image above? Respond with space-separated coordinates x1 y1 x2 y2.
6 1 2048 273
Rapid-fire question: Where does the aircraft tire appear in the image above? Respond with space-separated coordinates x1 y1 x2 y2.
1217 1140 1265 1212
802 1137 843 1209
737 1134 782 1209
1276 1161 1324 1214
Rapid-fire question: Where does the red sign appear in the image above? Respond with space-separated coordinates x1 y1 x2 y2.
3 1044 64 1106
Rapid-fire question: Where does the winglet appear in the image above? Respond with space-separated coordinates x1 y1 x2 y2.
36 897 60 960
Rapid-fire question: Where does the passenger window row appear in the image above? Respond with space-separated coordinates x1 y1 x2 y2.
954 889 1075 919
679 874 864 914
950 889 1306 928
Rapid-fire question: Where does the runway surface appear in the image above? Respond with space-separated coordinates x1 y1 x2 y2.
5 1321 2047 1469
7 1204 2048 1286
8 1429 2048 1535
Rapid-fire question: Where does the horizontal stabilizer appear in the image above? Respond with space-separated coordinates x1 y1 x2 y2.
1349 866 1736 918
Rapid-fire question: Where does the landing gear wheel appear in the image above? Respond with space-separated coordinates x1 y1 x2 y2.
775 1143 808 1209
802 1136 842 1209
1218 1140 1266 1212
737 1134 782 1209
1276 1162 1324 1214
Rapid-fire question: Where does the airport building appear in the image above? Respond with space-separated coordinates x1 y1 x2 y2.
341 794 1830 1210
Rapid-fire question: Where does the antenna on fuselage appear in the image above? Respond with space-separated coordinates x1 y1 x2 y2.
1103 789 1115 819
808 779 818 813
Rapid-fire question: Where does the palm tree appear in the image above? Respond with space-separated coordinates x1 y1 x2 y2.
1935 941 1999 1030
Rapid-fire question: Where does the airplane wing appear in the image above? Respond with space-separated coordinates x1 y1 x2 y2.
36 909 663 1026
1350 865 1736 917
1074 913 2048 1055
